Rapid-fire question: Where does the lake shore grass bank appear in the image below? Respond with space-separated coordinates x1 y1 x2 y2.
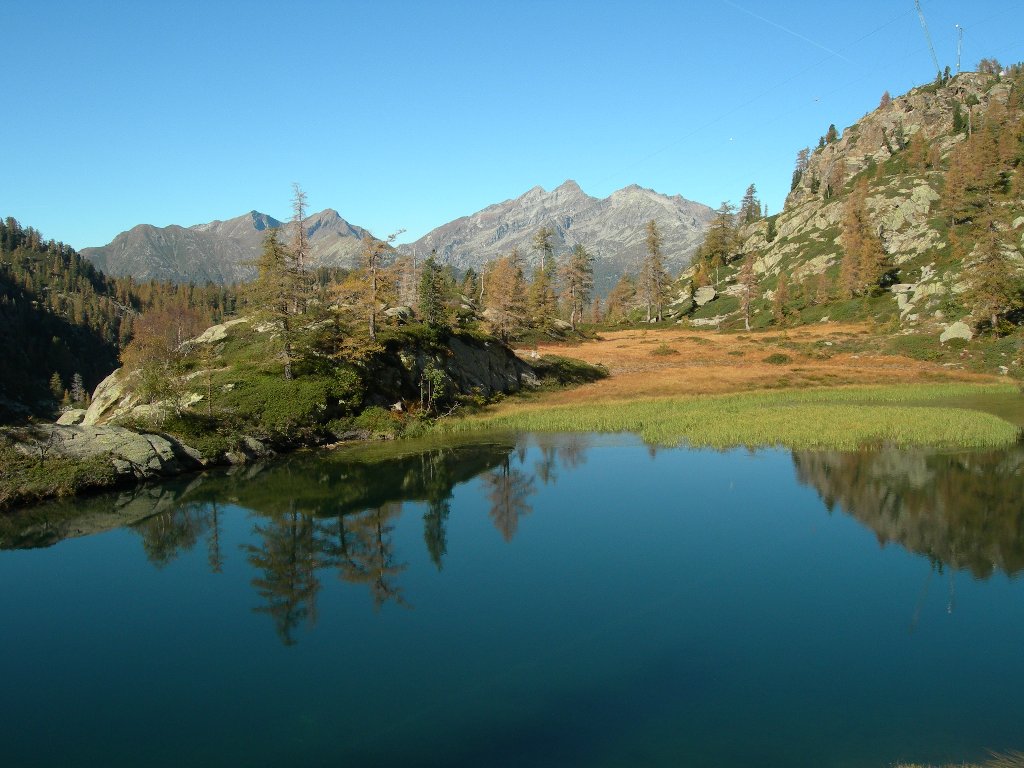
442 382 1022 450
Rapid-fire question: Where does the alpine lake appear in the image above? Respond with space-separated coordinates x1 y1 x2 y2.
2 422 1024 767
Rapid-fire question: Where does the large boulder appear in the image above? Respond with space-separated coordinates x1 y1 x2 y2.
189 317 250 345
10 424 204 480
82 369 141 425
56 409 87 425
384 306 415 324
939 320 973 344
694 286 717 307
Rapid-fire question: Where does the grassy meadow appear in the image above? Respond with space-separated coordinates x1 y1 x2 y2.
444 382 1021 450
447 325 1024 450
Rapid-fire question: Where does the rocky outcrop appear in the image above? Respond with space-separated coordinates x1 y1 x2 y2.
83 369 143 425
673 70 1023 338
370 332 539 407
11 424 204 480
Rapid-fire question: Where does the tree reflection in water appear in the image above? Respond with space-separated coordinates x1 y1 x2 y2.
482 457 536 542
12 435 1024 647
245 502 324 645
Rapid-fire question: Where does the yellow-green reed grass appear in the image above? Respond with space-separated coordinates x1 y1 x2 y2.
444 383 1021 451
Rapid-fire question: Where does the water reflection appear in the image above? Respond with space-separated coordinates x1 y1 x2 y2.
792 444 1024 578
4 436 1024 645
482 457 537 542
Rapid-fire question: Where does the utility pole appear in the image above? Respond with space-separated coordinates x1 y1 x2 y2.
955 24 963 74
914 0 941 79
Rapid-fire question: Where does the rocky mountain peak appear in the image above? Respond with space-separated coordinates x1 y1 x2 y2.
400 181 714 294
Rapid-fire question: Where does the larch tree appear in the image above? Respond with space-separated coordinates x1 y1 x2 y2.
69 373 87 405
698 203 737 286
290 183 311 311
639 220 669 322
605 273 637 323
49 372 64 402
962 220 1024 333
840 176 887 295
559 243 594 330
483 252 527 342
792 147 811 191
250 228 298 379
360 230 403 342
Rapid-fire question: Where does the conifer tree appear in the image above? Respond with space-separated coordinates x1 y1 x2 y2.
559 244 594 330
528 226 558 324
69 373 86 405
638 221 669 322
738 184 762 224
963 220 1024 333
605 274 636 323
418 253 448 329
251 228 297 378
840 177 887 296
791 148 810 191
49 372 64 402
698 203 737 286
483 253 527 341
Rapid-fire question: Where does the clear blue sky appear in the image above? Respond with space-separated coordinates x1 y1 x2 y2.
2 0 1022 251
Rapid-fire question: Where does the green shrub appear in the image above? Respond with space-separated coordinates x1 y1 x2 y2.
220 374 353 436
531 355 609 387
650 343 680 357
763 353 792 365
886 333 943 362
0 441 120 511
354 406 403 439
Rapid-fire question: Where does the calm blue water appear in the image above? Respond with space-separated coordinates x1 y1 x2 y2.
1 434 1022 767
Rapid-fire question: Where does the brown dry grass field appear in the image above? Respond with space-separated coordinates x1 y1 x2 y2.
515 323 1000 407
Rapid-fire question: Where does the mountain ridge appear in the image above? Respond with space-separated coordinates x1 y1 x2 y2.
399 180 714 293
82 208 378 285
81 182 714 290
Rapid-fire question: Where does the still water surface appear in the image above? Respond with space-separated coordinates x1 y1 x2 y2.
1 433 1023 767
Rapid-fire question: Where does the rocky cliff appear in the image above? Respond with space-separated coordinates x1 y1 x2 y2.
400 180 715 294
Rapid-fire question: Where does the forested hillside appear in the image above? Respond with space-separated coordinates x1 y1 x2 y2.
0 217 239 421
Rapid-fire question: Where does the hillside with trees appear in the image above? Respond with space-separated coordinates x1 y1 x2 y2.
671 63 1024 371
0 217 240 422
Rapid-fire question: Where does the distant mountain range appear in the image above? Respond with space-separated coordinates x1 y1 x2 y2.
399 180 714 293
82 182 714 290
82 209 376 284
